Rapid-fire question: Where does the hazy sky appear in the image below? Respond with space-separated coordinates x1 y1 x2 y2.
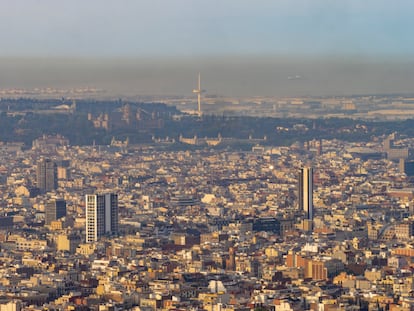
1 1 414 97
1 0 413 58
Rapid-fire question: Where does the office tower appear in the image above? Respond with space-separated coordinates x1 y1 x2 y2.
36 158 57 193
299 167 313 221
45 199 66 225
85 193 118 243
401 159 414 177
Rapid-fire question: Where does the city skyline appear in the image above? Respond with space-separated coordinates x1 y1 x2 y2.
3 2 414 309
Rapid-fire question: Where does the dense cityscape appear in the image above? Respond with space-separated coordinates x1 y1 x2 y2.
2 1 414 310
1 94 414 310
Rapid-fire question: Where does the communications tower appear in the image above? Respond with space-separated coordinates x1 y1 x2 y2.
192 73 205 116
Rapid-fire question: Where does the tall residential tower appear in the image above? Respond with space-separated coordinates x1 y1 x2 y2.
299 167 313 225
85 193 118 243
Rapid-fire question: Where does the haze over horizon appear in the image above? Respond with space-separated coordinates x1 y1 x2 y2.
1 0 414 97
2 57 414 98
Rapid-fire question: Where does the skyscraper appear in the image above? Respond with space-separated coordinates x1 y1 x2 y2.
36 158 57 193
45 199 66 225
85 193 118 243
299 167 313 221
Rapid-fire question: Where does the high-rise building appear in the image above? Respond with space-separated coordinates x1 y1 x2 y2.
36 158 57 193
85 193 118 243
45 199 66 225
299 167 313 221
400 159 414 177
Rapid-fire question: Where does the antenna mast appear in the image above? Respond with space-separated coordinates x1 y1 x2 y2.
193 73 204 117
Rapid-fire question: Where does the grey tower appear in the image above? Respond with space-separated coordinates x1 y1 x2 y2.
45 199 66 225
36 158 57 193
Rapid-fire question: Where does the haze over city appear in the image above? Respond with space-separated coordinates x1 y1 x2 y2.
1 0 414 97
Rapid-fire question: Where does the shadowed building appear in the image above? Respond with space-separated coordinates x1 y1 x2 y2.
299 167 313 231
400 159 414 177
45 199 66 225
299 167 313 220
36 158 57 193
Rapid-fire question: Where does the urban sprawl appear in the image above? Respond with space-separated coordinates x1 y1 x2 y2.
2 96 414 311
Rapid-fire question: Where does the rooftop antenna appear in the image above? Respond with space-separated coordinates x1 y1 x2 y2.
192 73 205 117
